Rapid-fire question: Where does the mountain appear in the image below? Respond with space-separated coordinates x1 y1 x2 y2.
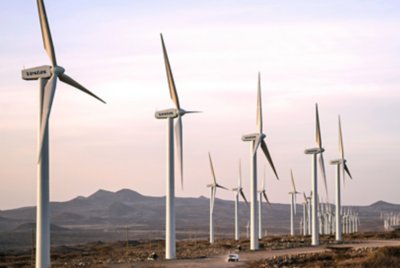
0 189 399 250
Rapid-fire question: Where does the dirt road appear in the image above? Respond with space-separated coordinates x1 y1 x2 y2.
127 239 400 268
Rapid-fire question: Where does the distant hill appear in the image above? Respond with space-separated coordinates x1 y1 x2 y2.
0 188 399 250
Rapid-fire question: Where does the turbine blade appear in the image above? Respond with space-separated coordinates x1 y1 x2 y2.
291 169 297 193
256 72 263 133
262 166 266 190
339 115 344 159
38 75 57 161
319 153 328 197
344 163 352 179
208 152 217 184
261 140 279 180
37 0 57 66
185 111 202 114
160 34 180 110
175 116 183 189
303 192 307 203
59 74 106 104
253 136 261 156
239 159 242 188
294 194 297 214
315 103 322 148
240 189 249 206
263 191 272 207
216 184 229 191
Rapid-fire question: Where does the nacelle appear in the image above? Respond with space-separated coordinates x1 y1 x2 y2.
155 108 179 119
241 133 259 142
21 65 52 80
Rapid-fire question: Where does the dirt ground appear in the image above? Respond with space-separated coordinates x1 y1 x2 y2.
1 231 400 267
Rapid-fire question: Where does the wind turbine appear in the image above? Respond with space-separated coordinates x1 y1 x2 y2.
232 160 248 241
289 170 300 236
155 34 199 259
207 153 228 244
330 116 352 241
242 72 279 250
258 166 272 239
21 1 105 267
304 104 327 246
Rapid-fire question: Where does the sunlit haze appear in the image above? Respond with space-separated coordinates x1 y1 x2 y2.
1 0 400 209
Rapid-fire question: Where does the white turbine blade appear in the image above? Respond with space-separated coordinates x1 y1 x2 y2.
253 135 261 156
262 166 266 190
208 152 217 184
239 160 242 188
240 189 249 205
315 103 322 148
38 75 57 161
261 140 279 180
160 34 180 110
290 169 297 193
216 184 229 191
344 162 352 179
37 0 57 66
303 192 307 203
59 74 106 104
319 153 328 197
263 191 272 207
339 115 344 159
256 72 263 133
175 116 183 189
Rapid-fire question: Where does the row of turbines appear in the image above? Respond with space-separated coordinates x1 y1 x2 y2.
382 212 400 231
20 0 357 266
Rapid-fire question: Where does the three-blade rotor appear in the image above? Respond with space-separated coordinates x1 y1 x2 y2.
160 34 201 190
315 103 328 197
253 73 279 181
36 0 105 162
339 116 352 184
208 153 228 215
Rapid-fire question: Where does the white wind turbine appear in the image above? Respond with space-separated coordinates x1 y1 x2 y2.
242 73 279 250
21 1 105 267
232 160 248 241
304 104 328 246
207 153 229 244
155 34 199 259
330 116 352 241
258 166 272 239
289 170 301 236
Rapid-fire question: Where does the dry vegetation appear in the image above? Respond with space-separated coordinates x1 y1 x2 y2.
0 231 399 267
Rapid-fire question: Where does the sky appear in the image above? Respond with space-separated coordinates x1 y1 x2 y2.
1 0 400 210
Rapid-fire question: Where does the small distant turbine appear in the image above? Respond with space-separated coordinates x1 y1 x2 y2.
207 153 228 244
21 1 105 267
288 170 301 236
258 166 272 239
302 192 309 236
330 116 352 241
304 104 327 246
242 73 279 250
232 160 248 241
155 34 200 259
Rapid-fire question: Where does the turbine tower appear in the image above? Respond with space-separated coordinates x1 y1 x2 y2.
21 1 105 267
232 160 248 241
304 104 327 246
289 170 300 236
242 73 279 250
258 166 272 239
330 116 352 241
207 153 228 244
155 34 199 259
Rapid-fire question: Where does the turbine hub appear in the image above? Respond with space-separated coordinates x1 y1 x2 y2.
52 66 65 76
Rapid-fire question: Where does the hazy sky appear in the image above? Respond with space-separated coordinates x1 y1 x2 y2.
1 0 399 210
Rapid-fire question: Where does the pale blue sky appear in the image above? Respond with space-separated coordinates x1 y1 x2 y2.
0 0 400 209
